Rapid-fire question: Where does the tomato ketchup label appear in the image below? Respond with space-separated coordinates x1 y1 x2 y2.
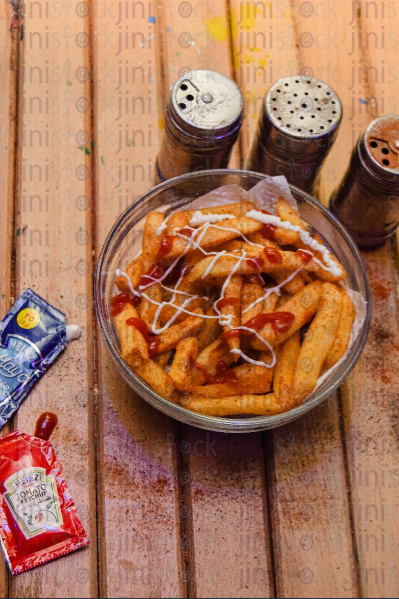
0 431 89 574
3 467 63 540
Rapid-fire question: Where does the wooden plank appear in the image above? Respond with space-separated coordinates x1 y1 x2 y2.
267 2 372 595
162 1 240 168
227 2 362 595
11 4 97 597
0 0 18 594
92 3 184 597
228 0 300 162
162 6 273 596
339 6 399 597
181 427 273 598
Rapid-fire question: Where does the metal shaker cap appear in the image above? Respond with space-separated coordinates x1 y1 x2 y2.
262 76 342 159
169 70 244 142
360 115 399 183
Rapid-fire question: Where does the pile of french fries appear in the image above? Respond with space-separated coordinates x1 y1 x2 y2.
113 185 356 417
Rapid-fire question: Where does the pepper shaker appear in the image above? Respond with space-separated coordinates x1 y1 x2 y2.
330 115 399 248
248 76 342 195
155 70 244 184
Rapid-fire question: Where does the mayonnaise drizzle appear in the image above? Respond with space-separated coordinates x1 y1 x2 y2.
189 211 235 227
242 267 303 314
245 209 342 277
115 205 343 369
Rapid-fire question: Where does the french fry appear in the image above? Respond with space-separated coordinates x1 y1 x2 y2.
273 330 300 409
192 337 235 386
271 271 305 296
292 283 343 402
169 338 199 391
180 393 288 416
196 307 222 349
150 310 204 356
276 196 308 231
186 249 345 285
167 216 264 260
140 211 165 327
135 359 175 399
154 350 173 369
114 304 149 366
114 255 143 295
322 288 356 372
218 274 243 359
251 280 323 350
192 359 274 398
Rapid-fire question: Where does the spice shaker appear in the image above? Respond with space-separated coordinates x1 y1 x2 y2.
329 116 399 248
248 76 342 195
155 70 244 183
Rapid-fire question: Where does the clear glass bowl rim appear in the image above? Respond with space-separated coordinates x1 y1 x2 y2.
94 169 371 433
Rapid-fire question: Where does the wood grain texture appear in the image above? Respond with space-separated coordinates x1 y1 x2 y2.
228 0 298 162
181 428 273 598
340 6 399 597
11 4 97 597
227 1 361 595
0 1 18 595
163 6 273 596
92 3 184 597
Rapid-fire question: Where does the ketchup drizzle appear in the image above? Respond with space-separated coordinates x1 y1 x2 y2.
215 297 240 310
296 249 313 263
110 293 139 317
157 235 175 260
263 246 283 264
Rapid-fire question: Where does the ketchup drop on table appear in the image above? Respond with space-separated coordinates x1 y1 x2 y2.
34 412 58 441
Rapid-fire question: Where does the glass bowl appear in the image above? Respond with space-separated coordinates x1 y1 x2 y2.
95 170 371 433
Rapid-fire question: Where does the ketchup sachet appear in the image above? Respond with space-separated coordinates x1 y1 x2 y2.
0 431 89 574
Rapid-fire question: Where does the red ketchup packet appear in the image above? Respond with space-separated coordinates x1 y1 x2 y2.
0 431 89 574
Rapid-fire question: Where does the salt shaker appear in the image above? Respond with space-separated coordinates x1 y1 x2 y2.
155 70 244 183
330 115 399 248
248 76 342 195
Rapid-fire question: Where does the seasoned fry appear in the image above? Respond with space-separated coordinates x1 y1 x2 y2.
292 283 343 402
154 350 173 369
167 216 264 260
219 274 243 358
114 304 148 366
180 393 287 416
150 310 204 356
196 307 222 349
111 183 356 417
276 196 308 230
251 280 323 350
186 249 345 285
115 256 143 295
169 338 199 391
135 359 175 399
140 211 165 326
322 288 356 372
273 330 300 408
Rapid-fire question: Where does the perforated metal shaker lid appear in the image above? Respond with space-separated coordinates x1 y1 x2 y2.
360 115 399 183
261 76 342 158
168 70 244 141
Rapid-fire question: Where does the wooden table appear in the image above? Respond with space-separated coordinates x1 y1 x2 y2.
0 1 398 596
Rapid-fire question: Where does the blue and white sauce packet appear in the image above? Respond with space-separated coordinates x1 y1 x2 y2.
0 290 79 428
